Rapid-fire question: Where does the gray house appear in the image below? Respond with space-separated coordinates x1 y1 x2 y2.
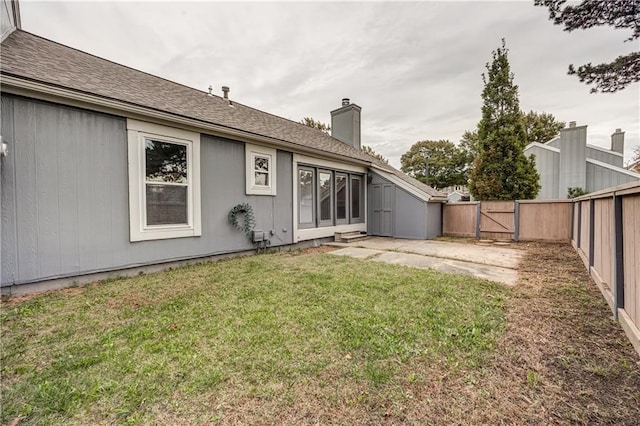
524 122 640 199
0 26 445 294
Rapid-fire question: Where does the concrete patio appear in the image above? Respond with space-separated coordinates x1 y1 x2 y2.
327 237 523 285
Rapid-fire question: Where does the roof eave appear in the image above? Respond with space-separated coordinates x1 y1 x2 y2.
0 73 372 167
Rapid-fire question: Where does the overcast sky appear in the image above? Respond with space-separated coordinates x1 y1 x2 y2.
19 0 640 168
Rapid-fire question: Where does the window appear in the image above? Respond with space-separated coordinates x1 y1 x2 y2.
127 119 201 241
296 165 363 228
145 140 188 225
298 168 315 228
335 173 348 224
246 144 277 195
351 175 362 222
318 170 333 226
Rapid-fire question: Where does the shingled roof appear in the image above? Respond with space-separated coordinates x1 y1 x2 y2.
0 29 444 199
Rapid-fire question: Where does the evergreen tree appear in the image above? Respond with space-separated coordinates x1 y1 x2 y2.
535 0 640 93
468 40 540 200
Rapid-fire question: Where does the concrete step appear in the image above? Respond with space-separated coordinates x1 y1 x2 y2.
335 231 369 243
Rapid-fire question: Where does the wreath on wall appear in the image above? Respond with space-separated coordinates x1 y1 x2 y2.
228 203 256 236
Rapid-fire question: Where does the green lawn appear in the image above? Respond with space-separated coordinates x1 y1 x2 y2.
1 249 507 425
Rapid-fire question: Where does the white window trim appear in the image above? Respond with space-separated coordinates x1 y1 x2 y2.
246 144 277 195
292 154 367 242
127 119 201 241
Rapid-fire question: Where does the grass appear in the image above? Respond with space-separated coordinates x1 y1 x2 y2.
0 249 507 425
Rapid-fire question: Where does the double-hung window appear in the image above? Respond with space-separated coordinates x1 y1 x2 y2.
246 144 277 196
145 139 189 225
127 119 201 241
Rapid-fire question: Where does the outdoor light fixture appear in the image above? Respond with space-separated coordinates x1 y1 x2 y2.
1 136 8 158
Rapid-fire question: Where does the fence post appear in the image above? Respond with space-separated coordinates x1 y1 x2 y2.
589 198 595 268
475 202 481 239
613 193 625 319
577 201 582 248
570 201 574 242
514 201 520 242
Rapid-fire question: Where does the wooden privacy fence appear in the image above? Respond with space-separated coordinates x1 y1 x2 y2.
443 200 572 241
442 182 640 355
571 181 640 356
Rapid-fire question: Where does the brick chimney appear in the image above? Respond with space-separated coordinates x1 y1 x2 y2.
611 128 624 155
330 98 361 150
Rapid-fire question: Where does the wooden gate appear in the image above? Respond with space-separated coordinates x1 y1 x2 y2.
480 201 515 239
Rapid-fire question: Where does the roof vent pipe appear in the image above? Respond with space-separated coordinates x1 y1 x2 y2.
342 98 350 106
207 85 213 96
222 86 230 100
569 121 576 128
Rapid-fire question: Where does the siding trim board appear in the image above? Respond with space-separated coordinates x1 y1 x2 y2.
586 158 640 179
587 144 623 157
524 141 560 153
1 77 371 168
370 165 435 202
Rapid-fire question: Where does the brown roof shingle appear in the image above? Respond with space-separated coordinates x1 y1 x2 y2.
0 29 444 198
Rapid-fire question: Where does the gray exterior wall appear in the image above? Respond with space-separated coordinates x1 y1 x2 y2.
1 95 293 287
368 171 439 240
558 125 587 196
394 189 427 239
525 145 560 199
1 0 17 39
585 161 640 193
426 202 442 239
586 145 623 168
546 137 561 148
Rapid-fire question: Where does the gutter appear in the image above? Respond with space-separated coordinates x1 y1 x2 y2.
0 74 371 167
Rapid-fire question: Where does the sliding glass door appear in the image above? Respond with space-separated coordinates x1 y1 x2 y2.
297 165 363 228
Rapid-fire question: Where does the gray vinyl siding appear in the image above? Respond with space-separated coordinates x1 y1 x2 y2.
394 189 426 239
1 95 293 286
368 171 437 240
558 126 587 196
546 137 561 148
1 0 16 39
585 161 639 193
586 146 623 168
525 145 560 199
426 202 442 239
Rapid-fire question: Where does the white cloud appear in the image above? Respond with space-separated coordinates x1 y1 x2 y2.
19 1 640 168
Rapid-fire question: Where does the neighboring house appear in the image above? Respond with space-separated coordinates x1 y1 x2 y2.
442 185 471 202
0 25 445 293
524 122 640 199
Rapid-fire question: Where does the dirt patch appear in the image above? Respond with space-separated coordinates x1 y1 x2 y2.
283 245 338 256
0 285 86 307
465 242 640 424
